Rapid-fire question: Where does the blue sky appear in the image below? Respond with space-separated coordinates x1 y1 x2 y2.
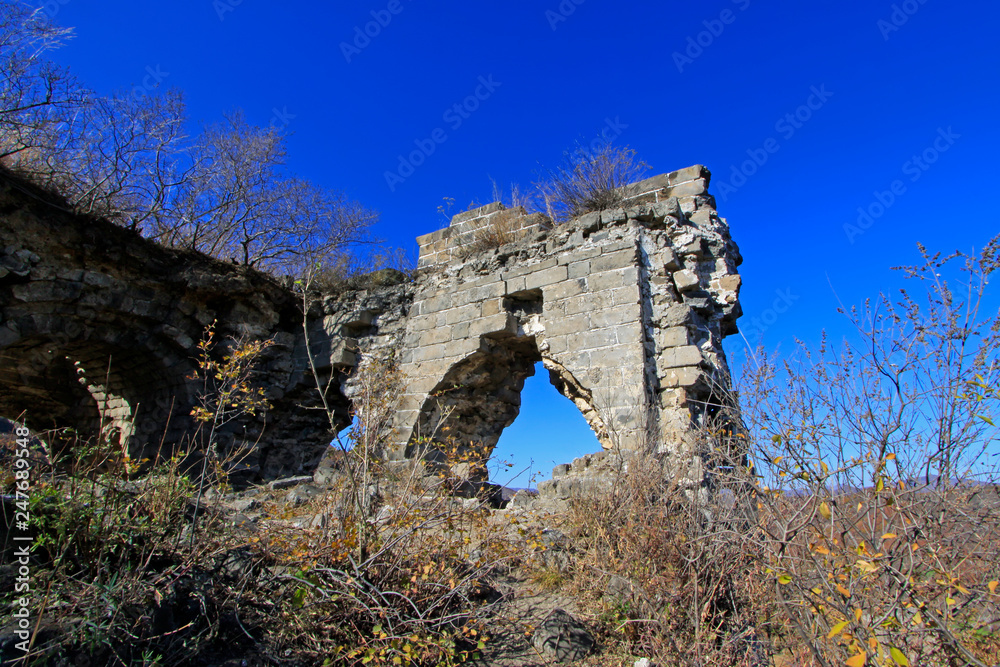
39 0 1000 483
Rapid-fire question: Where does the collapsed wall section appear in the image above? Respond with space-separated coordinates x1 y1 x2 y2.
390 165 742 481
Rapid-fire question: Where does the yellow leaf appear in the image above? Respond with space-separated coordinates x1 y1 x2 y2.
828 620 850 638
854 608 863 622
868 637 879 651
889 646 911 666
846 651 867 667
819 502 833 520
881 533 897 540
837 584 851 597
778 574 793 585
856 560 878 574
886 453 896 460
946 597 956 606
989 580 998 594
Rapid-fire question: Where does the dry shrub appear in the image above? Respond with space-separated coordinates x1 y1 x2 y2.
535 143 648 222
564 451 773 666
726 235 1000 667
465 208 524 255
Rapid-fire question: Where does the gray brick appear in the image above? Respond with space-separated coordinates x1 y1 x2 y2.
581 327 617 350
545 278 587 302
567 259 592 279
590 304 636 328
545 313 590 337
524 265 568 290
445 303 480 325
615 324 643 345
591 248 636 273
659 345 703 369
657 326 689 348
588 270 625 292
469 313 516 338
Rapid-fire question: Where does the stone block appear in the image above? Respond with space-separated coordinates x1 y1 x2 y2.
718 274 742 291
667 179 707 197
413 343 449 363
657 326 689 348
469 313 517 338
589 304 635 329
524 265 568 290
667 165 709 186
661 366 702 388
659 345 703 369
673 269 700 291
419 326 451 345
545 334 570 355
567 259 591 279
545 278 587 302
588 269 629 292
465 281 506 303
614 324 643 345
590 344 641 370
417 293 452 314
601 208 627 224
581 327 617 350
505 276 526 294
610 285 641 306
590 248 635 274
545 313 590 337
445 303 481 325
481 298 501 317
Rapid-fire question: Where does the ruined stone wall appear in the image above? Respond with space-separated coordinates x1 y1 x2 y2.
0 164 742 484
391 165 742 480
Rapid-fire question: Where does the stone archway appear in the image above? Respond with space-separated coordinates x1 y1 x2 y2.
0 336 194 459
405 287 610 482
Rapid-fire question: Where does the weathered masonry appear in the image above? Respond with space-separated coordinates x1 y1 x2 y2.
390 165 742 472
0 165 741 482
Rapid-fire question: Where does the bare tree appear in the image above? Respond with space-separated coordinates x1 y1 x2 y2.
0 3 83 164
1 8 377 276
720 236 1000 667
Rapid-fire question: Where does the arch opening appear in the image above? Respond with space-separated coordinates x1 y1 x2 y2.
491 361 604 489
0 337 191 460
408 327 609 492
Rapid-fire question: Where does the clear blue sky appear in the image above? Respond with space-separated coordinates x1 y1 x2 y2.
40 0 1000 483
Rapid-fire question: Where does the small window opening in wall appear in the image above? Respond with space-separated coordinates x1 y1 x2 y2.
490 361 602 490
503 288 543 316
